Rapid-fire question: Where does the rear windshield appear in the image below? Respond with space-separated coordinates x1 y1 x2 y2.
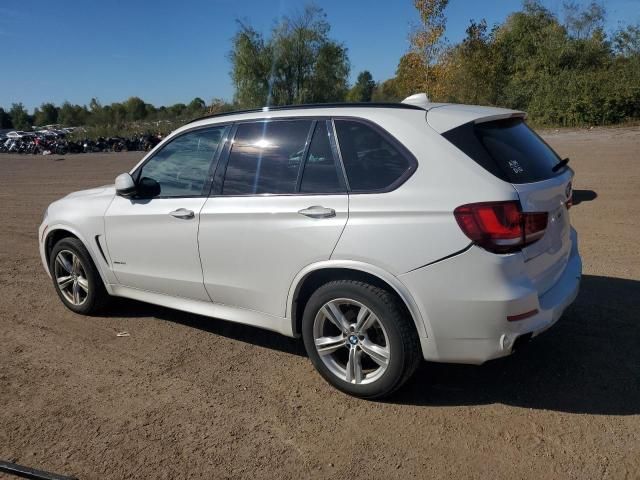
442 118 563 183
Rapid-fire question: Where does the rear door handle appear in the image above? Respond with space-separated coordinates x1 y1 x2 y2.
297 206 336 219
169 208 195 219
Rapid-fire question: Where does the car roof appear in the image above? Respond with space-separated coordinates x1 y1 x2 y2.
176 94 525 136
185 102 424 125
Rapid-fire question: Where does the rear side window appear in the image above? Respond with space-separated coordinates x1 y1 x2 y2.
222 120 312 195
442 118 563 183
334 120 414 192
299 122 345 194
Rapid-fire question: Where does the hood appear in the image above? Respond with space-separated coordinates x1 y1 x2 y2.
64 184 115 199
47 184 117 222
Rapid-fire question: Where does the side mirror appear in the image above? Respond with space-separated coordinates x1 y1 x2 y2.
137 177 161 198
115 173 136 197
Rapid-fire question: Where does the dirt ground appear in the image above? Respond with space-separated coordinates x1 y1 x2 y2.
1 126 639 480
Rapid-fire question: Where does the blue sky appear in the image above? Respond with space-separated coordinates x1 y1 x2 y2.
1 0 638 111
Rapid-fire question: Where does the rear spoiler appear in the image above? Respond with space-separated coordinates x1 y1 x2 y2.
426 104 526 133
474 112 527 124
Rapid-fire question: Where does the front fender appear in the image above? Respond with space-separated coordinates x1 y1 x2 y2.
40 222 116 293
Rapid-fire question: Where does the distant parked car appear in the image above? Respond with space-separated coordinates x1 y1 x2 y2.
39 94 581 398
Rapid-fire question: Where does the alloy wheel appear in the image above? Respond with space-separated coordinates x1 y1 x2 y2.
312 298 390 385
54 250 89 306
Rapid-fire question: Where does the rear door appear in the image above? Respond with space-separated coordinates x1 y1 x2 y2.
198 119 348 318
442 117 574 295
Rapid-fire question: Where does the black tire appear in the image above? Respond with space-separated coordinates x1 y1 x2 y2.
49 237 110 315
302 280 421 399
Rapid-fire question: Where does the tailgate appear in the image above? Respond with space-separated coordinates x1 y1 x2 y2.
514 170 573 295
439 114 576 297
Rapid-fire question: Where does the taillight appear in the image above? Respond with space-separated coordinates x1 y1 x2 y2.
454 201 548 254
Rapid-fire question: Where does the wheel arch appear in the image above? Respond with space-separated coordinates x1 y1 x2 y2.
44 225 112 290
287 261 429 344
44 228 80 267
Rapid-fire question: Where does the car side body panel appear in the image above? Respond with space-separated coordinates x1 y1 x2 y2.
198 194 349 318
331 110 518 275
104 196 211 301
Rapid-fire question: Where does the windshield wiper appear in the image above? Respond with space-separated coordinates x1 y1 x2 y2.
552 157 570 172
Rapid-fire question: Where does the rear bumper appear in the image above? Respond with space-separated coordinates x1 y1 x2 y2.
400 228 582 364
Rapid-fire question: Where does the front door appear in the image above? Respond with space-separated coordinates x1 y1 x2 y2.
105 125 228 301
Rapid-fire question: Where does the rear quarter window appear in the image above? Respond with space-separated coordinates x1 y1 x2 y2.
334 119 416 192
442 118 563 184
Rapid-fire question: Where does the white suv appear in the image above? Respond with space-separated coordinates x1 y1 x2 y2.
39 95 581 398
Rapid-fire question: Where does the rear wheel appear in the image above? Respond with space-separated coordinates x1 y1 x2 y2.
302 280 421 399
49 237 109 314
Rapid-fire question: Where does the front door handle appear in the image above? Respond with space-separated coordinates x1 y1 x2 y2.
170 208 195 219
298 206 336 219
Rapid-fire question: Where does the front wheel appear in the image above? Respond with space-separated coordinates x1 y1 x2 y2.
49 237 110 314
302 280 421 399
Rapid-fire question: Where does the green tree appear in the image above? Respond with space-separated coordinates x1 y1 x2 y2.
188 97 206 116
230 5 350 107
208 98 235 114
58 102 89 126
563 1 606 39
395 52 428 98
168 103 187 118
33 103 59 126
347 71 376 102
307 41 350 102
9 103 31 130
410 0 449 97
439 19 499 104
371 78 403 102
229 22 271 108
109 102 128 125
613 23 640 57
124 97 147 122
88 98 106 125
0 107 13 128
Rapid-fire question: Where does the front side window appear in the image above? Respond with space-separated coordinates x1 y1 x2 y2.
334 120 414 192
138 126 225 197
222 120 312 195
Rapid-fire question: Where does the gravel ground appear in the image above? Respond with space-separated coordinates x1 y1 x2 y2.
1 126 639 479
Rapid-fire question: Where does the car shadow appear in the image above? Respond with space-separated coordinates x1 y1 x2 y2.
392 274 640 415
572 189 597 205
101 274 638 415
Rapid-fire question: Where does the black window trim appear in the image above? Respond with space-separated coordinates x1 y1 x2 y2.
331 116 419 194
131 123 232 199
210 117 349 198
294 120 318 192
298 119 348 194
328 119 351 192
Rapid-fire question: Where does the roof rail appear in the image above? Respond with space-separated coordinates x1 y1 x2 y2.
185 101 426 125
